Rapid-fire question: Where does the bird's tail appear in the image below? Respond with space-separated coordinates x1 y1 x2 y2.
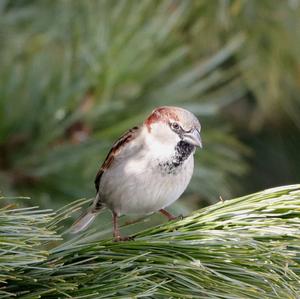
70 195 103 234
70 210 97 233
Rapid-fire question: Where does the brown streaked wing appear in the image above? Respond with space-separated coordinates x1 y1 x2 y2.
94 126 140 192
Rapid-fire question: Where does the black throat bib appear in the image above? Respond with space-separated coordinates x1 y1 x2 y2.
158 141 194 175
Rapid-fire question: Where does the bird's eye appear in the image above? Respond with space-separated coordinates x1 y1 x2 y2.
171 122 180 131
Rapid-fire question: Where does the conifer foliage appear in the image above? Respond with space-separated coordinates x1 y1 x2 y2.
1 185 300 298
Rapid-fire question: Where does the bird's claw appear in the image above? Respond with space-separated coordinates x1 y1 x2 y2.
113 235 135 242
168 214 184 221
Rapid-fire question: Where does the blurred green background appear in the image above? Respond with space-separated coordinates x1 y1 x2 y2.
1 0 300 219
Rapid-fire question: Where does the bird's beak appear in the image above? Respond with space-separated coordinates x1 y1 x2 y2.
183 129 202 148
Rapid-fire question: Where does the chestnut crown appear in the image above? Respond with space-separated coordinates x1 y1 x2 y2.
145 106 202 148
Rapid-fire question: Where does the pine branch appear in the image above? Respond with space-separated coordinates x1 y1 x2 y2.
1 185 300 298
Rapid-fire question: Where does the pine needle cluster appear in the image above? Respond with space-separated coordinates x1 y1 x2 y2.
1 185 300 298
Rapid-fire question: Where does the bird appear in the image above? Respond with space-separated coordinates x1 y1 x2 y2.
71 106 202 241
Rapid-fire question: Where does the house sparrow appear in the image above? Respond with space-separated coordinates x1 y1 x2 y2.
71 106 202 241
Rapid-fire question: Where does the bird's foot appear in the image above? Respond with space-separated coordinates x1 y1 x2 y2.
168 214 184 221
159 209 184 221
113 235 135 242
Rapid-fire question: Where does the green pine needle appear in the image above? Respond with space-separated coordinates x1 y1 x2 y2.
1 185 300 298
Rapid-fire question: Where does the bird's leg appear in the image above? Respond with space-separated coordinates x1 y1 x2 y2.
112 211 121 240
159 209 183 221
112 211 134 242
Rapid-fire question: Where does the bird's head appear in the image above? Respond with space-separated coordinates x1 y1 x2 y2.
144 106 202 149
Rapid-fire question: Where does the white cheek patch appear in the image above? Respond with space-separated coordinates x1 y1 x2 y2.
150 122 180 145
